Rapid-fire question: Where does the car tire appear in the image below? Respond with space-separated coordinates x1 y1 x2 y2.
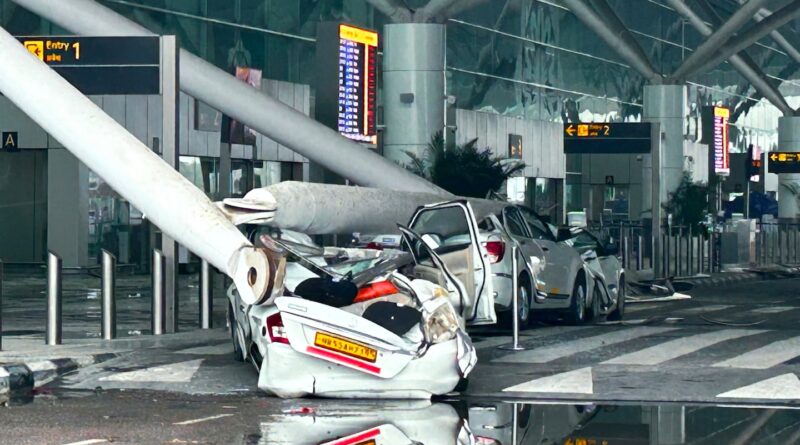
228 302 245 362
608 277 626 321
590 283 603 322
500 274 532 330
454 377 469 392
567 277 587 325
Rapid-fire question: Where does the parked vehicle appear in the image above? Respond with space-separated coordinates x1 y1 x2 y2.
411 201 625 326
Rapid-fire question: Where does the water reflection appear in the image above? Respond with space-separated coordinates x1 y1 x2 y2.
244 400 800 444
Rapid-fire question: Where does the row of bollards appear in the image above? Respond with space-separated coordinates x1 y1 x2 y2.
43 250 214 346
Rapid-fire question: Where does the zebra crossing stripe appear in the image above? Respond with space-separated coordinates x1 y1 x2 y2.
713 336 800 369
749 306 797 314
602 329 766 366
494 327 676 364
502 367 594 394
717 373 800 400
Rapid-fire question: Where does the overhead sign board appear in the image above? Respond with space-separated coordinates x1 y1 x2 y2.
563 122 651 154
315 23 378 145
768 151 800 174
16 36 160 95
1 131 18 152
711 106 730 176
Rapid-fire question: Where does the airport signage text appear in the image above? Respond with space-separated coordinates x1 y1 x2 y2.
563 122 651 154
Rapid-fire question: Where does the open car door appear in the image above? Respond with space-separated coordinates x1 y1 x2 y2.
406 200 496 325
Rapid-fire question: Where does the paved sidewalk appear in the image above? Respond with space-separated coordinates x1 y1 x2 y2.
0 328 229 401
0 271 231 402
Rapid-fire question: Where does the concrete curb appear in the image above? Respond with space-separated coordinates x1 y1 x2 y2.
678 267 800 288
0 351 118 399
26 352 119 388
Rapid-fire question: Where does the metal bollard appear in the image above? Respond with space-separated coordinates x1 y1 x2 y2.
636 235 643 270
500 246 525 351
152 249 166 335
46 251 62 345
0 259 3 351
199 259 213 329
101 250 116 340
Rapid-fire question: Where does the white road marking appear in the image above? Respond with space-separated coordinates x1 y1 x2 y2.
603 329 766 366
475 326 592 350
173 413 234 425
27 361 58 372
494 327 677 364
717 373 800 400
503 367 593 394
0 367 9 378
99 359 203 383
61 440 108 445
175 344 231 355
749 306 797 314
680 305 733 314
713 336 800 369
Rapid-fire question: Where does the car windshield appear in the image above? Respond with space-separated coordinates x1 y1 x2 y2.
517 206 556 240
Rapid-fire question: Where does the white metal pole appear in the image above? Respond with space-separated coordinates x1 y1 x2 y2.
0 25 269 305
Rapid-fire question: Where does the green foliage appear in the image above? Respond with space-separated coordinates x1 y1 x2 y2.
406 131 525 198
662 173 711 233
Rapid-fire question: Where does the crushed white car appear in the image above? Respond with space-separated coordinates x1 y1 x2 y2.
226 203 490 398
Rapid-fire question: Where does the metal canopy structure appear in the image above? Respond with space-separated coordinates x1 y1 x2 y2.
562 0 800 117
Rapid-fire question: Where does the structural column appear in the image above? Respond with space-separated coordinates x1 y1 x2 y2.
778 117 800 222
47 149 89 268
642 84 687 216
382 23 445 166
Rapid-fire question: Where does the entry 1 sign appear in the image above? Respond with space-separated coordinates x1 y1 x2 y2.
563 122 651 154
768 152 800 174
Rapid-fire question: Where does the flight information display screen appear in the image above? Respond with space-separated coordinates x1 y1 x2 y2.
315 23 378 146
336 24 377 144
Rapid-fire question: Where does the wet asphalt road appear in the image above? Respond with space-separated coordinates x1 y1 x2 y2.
2 277 800 443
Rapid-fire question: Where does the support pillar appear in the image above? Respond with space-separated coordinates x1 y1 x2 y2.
47 149 89 268
778 116 800 222
643 84 687 216
382 23 445 166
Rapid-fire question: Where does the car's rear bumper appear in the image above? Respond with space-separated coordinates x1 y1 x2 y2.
258 340 462 399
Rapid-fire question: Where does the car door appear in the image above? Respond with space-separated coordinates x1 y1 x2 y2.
568 229 620 306
501 206 546 274
516 206 573 296
407 200 495 325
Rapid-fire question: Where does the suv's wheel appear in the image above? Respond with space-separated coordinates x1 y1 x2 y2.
608 277 626 321
501 274 532 329
568 278 587 324
228 302 245 362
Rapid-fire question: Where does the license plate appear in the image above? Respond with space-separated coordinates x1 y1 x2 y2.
314 331 378 363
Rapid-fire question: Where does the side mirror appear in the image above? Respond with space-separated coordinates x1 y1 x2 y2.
556 228 572 242
604 242 619 256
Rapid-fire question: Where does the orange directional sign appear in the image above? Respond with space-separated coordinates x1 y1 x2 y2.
768 152 800 173
563 122 651 154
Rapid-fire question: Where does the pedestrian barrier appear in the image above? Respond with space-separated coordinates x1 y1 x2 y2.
46 251 62 346
151 249 166 336
499 246 526 352
101 250 117 340
199 258 213 329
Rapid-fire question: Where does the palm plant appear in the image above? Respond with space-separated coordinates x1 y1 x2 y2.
406 131 525 199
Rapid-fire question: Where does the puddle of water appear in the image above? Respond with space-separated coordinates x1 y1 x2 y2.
239 399 800 444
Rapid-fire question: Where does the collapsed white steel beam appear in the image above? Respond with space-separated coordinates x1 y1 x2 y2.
0 25 270 306
11 0 447 196
221 181 506 235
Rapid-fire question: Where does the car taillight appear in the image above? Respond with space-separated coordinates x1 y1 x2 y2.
482 241 505 264
354 280 399 303
365 242 384 250
266 312 289 344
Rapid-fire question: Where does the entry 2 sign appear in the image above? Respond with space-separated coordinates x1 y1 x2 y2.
563 122 652 154
768 152 800 174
